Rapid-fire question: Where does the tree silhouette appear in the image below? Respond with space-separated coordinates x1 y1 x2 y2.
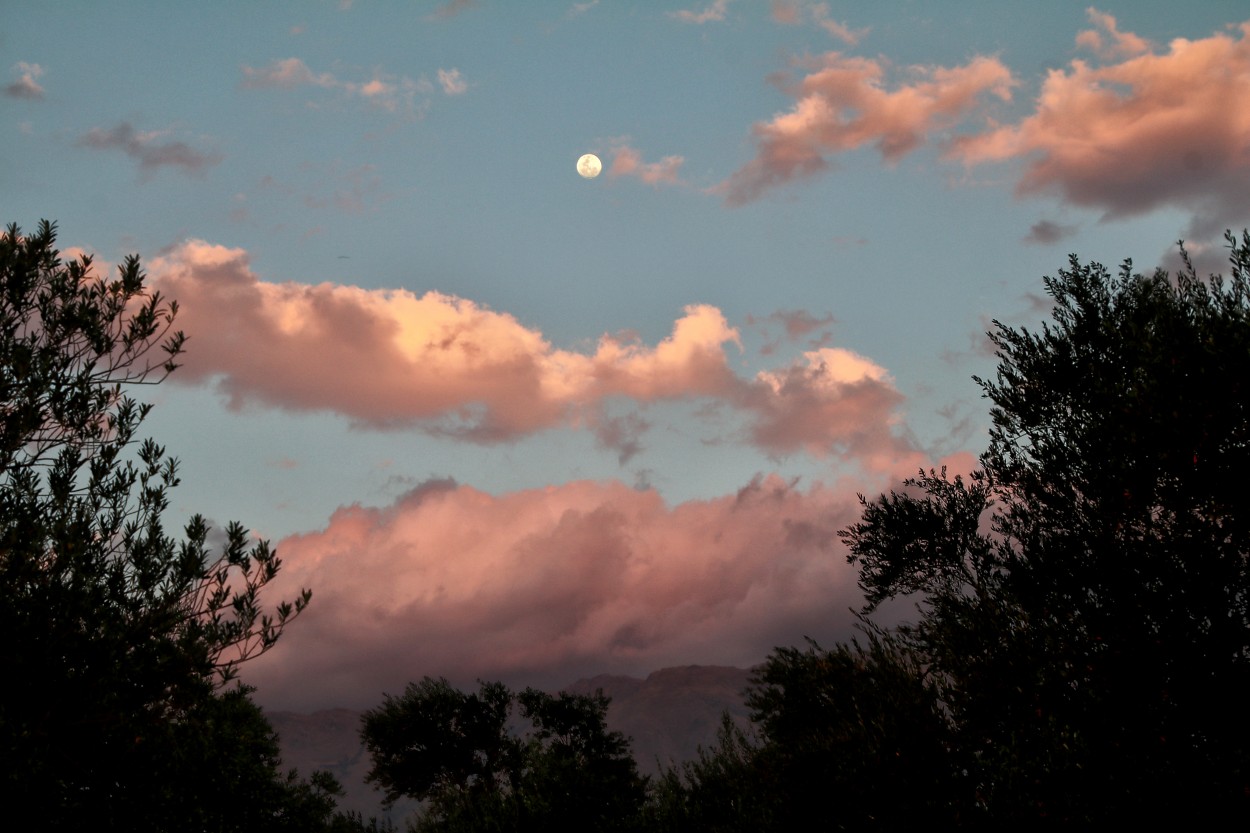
0 220 313 828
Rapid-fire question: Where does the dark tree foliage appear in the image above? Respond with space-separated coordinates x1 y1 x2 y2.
648 631 956 832
0 221 318 829
842 231 1250 824
361 678 647 832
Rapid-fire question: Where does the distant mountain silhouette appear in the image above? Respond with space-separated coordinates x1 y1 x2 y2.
267 664 753 820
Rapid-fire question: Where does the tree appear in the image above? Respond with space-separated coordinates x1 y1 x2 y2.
842 231 1250 824
646 631 957 832
361 678 647 832
0 220 313 828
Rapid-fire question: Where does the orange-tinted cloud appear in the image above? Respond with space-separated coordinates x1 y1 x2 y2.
951 15 1250 236
239 58 452 115
720 53 1015 205
607 143 685 186
770 1 867 45
669 0 730 25
243 474 866 709
149 240 913 462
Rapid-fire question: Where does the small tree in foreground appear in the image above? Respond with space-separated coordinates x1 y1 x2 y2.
0 220 315 829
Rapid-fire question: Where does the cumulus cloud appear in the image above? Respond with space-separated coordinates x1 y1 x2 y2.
950 15 1250 237
75 123 221 177
149 240 915 463
607 142 685 186
243 474 867 708
669 0 730 24
5 62 45 99
720 53 1016 205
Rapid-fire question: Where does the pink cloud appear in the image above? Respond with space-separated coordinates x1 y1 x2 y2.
771 1 867 45
669 0 730 24
240 58 433 115
1074 8 1151 59
607 143 685 186
950 17 1250 236
149 240 913 462
243 474 868 709
720 53 1015 205
437 68 467 95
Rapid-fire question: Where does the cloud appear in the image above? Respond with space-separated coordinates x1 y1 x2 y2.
568 0 599 17
771 1 867 45
720 53 1015 205
437 68 467 95
5 62 45 99
1074 7 1151 59
240 58 439 114
243 473 870 708
1024 219 1078 244
950 16 1250 237
75 123 221 177
240 57 335 89
669 0 730 24
428 0 475 21
149 240 915 463
606 142 685 186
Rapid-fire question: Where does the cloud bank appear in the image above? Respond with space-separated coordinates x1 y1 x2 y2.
150 240 916 464
244 473 866 709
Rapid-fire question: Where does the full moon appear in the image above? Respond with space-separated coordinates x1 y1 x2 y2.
577 153 602 179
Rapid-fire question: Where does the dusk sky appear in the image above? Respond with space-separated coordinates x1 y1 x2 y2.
6 1 1249 710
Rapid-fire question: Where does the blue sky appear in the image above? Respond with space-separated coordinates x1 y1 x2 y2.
6 0 1249 708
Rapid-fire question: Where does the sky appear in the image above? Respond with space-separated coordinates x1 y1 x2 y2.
5 0 1250 711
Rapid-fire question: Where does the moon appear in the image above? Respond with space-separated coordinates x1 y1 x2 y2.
577 153 602 179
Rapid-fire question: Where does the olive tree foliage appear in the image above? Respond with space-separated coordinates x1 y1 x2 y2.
361 677 647 832
841 231 1250 824
0 220 311 825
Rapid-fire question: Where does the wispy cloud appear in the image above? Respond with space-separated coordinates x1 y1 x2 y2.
5 62 45 100
1074 7 1151 59
428 0 475 21
240 57 464 115
150 239 918 465
770 1 868 45
669 0 730 25
720 53 1015 205
437 67 467 95
76 123 221 177
950 13 1250 237
1024 219 1077 245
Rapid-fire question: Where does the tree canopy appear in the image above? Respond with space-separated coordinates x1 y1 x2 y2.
0 220 341 829
649 232 1250 829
